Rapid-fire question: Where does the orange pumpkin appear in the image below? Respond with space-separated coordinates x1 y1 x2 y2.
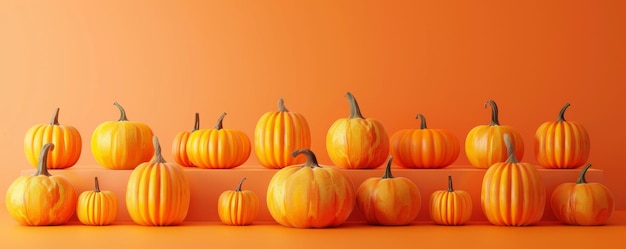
76 177 118 226
551 163 614 225
186 112 251 169
24 108 82 169
429 175 472 226
481 133 545 226
254 98 311 169
126 136 191 226
266 149 355 228
5 143 78 225
217 177 259 226
91 102 154 170
326 92 389 169
465 99 524 169
356 157 421 225
535 103 590 169
390 113 460 168
172 112 200 167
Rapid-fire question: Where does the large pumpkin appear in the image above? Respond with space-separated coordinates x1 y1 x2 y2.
326 92 389 169
91 102 154 170
6 143 78 225
126 136 191 226
465 100 524 169
266 149 355 228
24 108 82 169
217 177 259 226
76 177 118 226
429 175 472 226
535 103 590 169
172 112 200 167
390 113 459 168
254 98 311 169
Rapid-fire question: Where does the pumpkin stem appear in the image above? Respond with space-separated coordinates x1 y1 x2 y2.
447 175 455 192
484 99 500 126
214 112 227 130
278 98 289 112
113 102 129 121
33 143 54 176
94 177 101 192
292 149 321 168
503 133 520 163
235 177 247 192
151 136 167 163
416 114 427 129
49 108 61 125
192 112 200 132
381 157 394 179
346 92 365 119
576 163 592 184
557 102 571 122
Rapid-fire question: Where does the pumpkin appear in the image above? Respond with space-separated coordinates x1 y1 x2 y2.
535 103 590 169
254 98 311 169
76 177 118 226
390 113 460 168
481 133 546 226
355 156 421 225
326 92 390 169
5 143 78 225
126 136 191 226
429 175 472 226
551 163 614 225
266 149 355 228
465 99 524 169
24 108 82 169
91 102 154 170
172 112 200 167
186 112 251 169
217 177 259 226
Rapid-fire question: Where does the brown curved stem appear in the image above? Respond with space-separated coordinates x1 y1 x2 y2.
192 112 200 132
152 136 167 163
235 177 247 192
576 163 592 184
447 175 454 192
503 133 520 163
292 149 321 168
50 108 60 125
416 113 428 129
346 92 365 119
113 102 129 121
382 157 394 179
33 143 54 176
278 98 289 112
94 177 101 192
557 103 571 122
484 100 500 126
214 112 227 130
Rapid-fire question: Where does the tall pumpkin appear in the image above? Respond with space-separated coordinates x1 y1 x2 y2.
126 136 191 226
266 149 355 228
326 92 389 169
535 103 590 169
481 133 546 226
91 102 154 170
172 112 200 167
254 98 311 169
390 113 459 168
6 143 78 225
465 100 524 169
24 108 82 169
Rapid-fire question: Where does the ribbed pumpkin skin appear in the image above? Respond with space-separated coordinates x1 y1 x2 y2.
217 177 259 226
254 98 311 169
76 177 118 226
24 108 82 169
429 176 472 226
172 113 200 167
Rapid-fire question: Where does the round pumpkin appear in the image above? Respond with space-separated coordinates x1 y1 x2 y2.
465 99 524 169
355 156 421 225
326 92 390 169
172 112 200 167
254 98 311 169
390 113 460 168
6 143 78 225
76 177 118 226
217 177 260 226
24 108 82 169
91 102 154 170
551 163 614 225
535 103 590 169
266 149 356 228
429 175 472 226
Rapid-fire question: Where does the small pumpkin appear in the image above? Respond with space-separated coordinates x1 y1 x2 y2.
172 112 200 167
326 92 390 169
356 156 421 225
217 177 259 226
91 102 154 170
390 113 460 168
126 136 191 226
465 100 524 169
24 108 82 169
266 149 355 228
186 112 251 169
5 143 78 225
76 177 118 226
254 98 312 169
535 103 590 169
551 163 614 225
429 175 472 226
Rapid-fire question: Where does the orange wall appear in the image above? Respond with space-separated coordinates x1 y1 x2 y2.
1 1 625 209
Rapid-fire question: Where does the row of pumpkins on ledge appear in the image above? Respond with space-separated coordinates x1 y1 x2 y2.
6 134 615 227
23 92 591 171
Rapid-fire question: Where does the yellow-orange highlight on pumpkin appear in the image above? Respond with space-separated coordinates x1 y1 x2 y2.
429 175 472 226
76 177 118 226
217 177 260 226
24 108 82 169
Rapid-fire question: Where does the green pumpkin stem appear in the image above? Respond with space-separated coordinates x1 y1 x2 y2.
192 112 200 132
278 98 289 112
235 177 247 192
33 143 54 177
557 103 571 122
113 102 129 121
416 113 428 129
94 177 101 193
50 108 61 125
346 92 365 119
382 157 394 179
503 133 520 163
484 99 500 126
214 112 227 130
576 163 593 184
151 136 167 163
292 149 322 168
447 175 454 192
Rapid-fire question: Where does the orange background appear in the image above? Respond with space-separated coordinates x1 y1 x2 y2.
1 0 625 216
